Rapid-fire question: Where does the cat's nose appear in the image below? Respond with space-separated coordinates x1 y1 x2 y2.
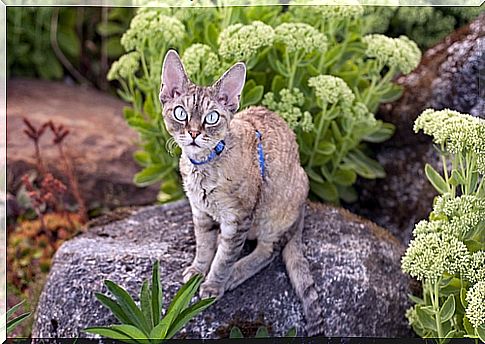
188 130 201 139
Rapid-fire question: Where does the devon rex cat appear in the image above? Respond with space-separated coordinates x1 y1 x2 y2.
159 50 324 336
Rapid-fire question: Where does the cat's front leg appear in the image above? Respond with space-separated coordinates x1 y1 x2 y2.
200 221 247 300
183 207 218 283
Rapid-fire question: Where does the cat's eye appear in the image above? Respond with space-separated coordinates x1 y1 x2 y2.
173 106 188 122
204 111 220 125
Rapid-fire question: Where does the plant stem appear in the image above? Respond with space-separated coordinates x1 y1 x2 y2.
431 279 445 342
308 103 335 170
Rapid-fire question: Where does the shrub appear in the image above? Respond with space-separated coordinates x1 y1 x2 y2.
109 3 422 203
401 109 484 342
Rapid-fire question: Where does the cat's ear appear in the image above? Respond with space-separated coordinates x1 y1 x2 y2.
160 50 189 104
213 62 246 113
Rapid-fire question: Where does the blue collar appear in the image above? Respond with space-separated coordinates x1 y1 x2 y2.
188 131 266 180
189 140 225 165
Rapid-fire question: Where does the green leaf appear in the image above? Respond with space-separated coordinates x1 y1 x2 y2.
127 117 160 136
95 293 133 325
477 325 485 342
111 324 149 340
285 327 297 337
310 180 339 203
316 142 336 155
336 184 358 203
6 300 25 320
444 329 456 339
363 122 395 143
333 168 357 186
151 260 162 326
6 312 31 333
133 151 151 167
343 150 385 179
440 295 455 323
57 28 81 58
203 23 219 49
165 297 215 339
306 168 325 184
84 326 136 343
331 122 343 143
425 164 448 194
271 75 286 94
415 306 437 331
143 95 157 120
140 281 153 329
378 84 403 103
255 326 269 338
241 85 264 109
106 37 124 58
230 327 244 338
463 315 475 335
449 170 465 187
164 274 204 333
408 294 424 305
104 280 150 335
133 164 173 187
460 287 467 308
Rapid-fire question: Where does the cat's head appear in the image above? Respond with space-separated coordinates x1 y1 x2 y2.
159 50 246 159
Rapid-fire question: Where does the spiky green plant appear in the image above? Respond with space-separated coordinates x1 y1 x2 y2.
85 261 215 343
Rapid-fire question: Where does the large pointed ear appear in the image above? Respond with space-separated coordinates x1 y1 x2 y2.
160 50 189 105
213 62 246 113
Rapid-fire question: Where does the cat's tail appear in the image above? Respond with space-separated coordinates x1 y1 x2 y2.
282 207 325 337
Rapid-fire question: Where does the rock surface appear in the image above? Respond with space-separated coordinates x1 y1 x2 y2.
349 14 484 243
6 78 158 210
32 200 412 338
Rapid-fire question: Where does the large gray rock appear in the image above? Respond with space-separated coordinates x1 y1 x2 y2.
32 200 412 338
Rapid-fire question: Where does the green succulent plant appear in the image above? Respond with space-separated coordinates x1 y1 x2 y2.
402 109 485 342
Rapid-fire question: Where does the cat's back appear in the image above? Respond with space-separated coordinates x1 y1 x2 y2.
232 106 298 149
231 106 306 184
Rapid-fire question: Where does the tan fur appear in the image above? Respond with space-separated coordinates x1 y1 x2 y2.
160 50 324 336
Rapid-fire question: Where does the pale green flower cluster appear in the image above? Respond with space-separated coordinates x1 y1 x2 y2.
412 219 442 236
107 51 141 81
351 101 376 127
433 195 485 238
466 281 485 328
262 88 313 132
466 251 485 285
401 232 470 282
274 23 328 54
363 34 421 74
405 306 419 327
414 109 485 174
308 75 354 107
313 4 364 20
121 10 185 52
290 0 363 22
218 21 275 61
181 44 220 84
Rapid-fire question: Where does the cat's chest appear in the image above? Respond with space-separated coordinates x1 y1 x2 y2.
183 168 223 213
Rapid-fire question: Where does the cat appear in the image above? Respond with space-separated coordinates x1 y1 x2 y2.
159 50 324 336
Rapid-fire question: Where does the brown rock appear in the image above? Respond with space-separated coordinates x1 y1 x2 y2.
349 14 484 243
7 78 158 210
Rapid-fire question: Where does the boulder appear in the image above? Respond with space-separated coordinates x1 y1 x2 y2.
349 14 484 243
32 200 412 338
6 78 158 210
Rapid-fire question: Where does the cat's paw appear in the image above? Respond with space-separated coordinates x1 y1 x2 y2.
182 265 204 283
199 280 225 300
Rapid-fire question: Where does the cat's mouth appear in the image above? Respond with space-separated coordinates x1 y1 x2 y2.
189 141 200 147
